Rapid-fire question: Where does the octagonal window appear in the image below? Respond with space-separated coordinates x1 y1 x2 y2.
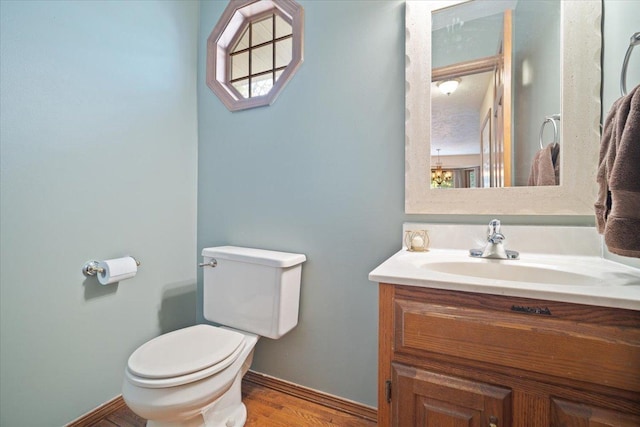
230 14 292 98
207 0 304 112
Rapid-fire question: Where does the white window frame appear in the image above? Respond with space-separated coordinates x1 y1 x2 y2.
206 0 304 112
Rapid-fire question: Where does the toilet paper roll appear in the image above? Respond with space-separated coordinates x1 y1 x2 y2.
97 256 138 285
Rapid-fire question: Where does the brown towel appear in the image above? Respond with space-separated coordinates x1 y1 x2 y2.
527 143 560 186
595 84 640 258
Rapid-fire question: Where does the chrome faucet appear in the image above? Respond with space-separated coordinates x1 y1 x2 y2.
470 219 519 260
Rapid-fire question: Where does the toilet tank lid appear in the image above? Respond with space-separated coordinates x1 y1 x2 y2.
201 246 306 268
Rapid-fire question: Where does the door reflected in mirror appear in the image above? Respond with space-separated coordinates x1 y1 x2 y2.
430 0 561 189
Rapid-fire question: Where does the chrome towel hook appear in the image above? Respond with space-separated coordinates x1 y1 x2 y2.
620 32 640 96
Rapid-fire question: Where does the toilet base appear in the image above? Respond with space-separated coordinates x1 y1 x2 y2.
146 405 246 427
146 366 248 427
124 330 258 427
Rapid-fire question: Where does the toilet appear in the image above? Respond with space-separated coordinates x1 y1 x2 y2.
122 246 306 427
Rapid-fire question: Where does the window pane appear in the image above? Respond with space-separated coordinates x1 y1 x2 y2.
232 27 249 53
275 15 292 38
251 44 273 75
231 51 249 80
252 16 273 46
275 69 284 84
232 79 249 99
275 39 292 68
251 74 273 97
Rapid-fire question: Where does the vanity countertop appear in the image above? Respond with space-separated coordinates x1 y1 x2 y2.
369 248 640 311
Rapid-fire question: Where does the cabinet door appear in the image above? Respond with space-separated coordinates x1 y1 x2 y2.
392 363 511 427
551 398 640 427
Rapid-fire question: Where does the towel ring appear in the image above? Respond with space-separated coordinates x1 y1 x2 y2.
539 114 560 149
620 32 640 96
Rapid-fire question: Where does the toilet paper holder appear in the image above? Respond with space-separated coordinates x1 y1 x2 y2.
82 256 141 277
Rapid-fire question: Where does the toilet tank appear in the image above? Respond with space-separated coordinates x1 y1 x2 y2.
201 246 306 339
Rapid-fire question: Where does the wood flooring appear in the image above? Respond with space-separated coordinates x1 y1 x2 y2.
87 380 377 426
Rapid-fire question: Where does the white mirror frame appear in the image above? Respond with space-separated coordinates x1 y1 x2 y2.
405 0 602 215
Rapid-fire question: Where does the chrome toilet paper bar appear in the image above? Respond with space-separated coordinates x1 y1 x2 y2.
82 256 140 277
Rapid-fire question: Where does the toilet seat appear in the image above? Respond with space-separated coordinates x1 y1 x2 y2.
126 325 246 389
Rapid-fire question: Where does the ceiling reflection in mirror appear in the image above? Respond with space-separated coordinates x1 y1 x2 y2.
430 0 561 189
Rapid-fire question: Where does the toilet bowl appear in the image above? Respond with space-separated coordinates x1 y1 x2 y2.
123 325 258 427
122 246 306 427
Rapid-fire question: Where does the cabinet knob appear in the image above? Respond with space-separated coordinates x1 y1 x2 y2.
489 416 498 427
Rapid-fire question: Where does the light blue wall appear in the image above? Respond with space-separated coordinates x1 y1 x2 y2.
432 11 503 68
602 0 640 113
0 1 199 425
197 0 406 407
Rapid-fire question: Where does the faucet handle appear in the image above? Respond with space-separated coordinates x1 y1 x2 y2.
488 219 501 236
487 219 504 244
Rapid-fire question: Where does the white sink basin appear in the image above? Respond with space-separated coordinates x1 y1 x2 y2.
369 249 640 310
421 260 603 286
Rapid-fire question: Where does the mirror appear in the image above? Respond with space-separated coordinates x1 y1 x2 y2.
430 0 561 189
406 0 602 214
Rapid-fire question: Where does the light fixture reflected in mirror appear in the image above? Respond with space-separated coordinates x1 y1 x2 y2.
431 149 453 186
437 78 461 96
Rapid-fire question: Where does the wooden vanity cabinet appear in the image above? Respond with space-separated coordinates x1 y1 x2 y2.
378 284 640 427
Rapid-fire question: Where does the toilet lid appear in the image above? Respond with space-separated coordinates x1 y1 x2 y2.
125 340 245 389
127 325 245 379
